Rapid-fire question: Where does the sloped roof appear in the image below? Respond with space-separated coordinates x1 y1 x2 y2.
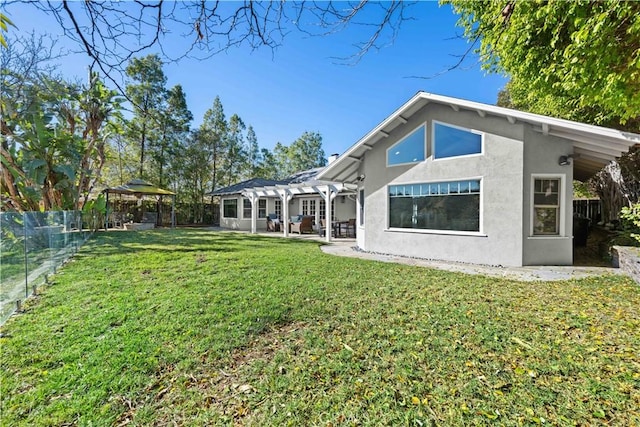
206 178 290 196
207 168 326 196
317 92 640 183
286 167 324 183
104 179 175 196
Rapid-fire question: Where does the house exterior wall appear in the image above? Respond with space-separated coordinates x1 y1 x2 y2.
359 103 571 267
219 195 356 232
219 196 282 231
521 127 574 265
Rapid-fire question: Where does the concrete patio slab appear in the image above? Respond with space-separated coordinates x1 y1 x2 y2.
320 240 624 282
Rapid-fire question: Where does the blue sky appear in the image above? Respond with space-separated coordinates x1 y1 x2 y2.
5 2 508 157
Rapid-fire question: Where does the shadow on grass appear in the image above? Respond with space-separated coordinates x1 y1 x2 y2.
80 229 319 258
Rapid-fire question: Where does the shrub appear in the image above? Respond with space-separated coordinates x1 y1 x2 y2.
620 203 640 245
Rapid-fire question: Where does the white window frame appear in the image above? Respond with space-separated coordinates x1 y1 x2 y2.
274 199 282 220
242 198 252 219
223 199 238 219
258 199 267 219
530 174 565 237
386 123 427 167
301 198 317 216
432 120 484 161
319 199 335 220
386 177 484 236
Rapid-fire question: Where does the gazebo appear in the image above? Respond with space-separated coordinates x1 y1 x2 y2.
102 179 176 229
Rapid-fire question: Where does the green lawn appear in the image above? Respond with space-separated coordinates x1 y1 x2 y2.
1 229 639 426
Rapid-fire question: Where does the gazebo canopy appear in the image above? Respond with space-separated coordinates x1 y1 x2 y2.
103 179 175 196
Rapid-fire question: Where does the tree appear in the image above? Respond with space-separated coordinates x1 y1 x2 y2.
245 125 260 178
174 129 212 224
1 35 120 211
448 0 640 123
254 148 280 180
223 114 247 186
124 54 167 179
150 84 192 188
287 131 327 174
269 132 327 178
199 96 228 192
0 12 15 48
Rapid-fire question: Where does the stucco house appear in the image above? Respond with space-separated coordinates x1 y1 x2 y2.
317 92 639 267
208 167 357 236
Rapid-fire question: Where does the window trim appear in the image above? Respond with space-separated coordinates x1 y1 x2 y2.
431 120 484 161
258 199 267 219
274 199 282 220
386 123 427 167
359 188 365 226
387 177 483 235
223 198 238 219
242 198 252 219
300 198 316 217
530 174 565 237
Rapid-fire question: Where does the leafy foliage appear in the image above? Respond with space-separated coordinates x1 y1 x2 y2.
0 12 15 48
449 0 640 123
620 203 640 245
1 36 120 212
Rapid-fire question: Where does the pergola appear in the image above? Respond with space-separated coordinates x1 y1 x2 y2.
102 179 176 229
241 180 358 242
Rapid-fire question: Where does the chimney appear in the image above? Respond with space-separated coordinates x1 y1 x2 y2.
328 153 339 164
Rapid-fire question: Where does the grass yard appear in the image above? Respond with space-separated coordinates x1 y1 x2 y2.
1 229 639 426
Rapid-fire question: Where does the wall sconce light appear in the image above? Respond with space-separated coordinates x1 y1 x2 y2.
558 155 573 166
356 174 366 182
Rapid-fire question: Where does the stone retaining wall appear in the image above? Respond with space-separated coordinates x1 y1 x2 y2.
612 246 640 285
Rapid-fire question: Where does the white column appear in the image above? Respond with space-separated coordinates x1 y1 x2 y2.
325 187 332 242
248 192 259 234
317 186 338 243
280 190 292 237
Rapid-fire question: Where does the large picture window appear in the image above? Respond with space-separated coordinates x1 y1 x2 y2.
533 178 561 235
223 199 237 218
389 180 480 232
387 125 426 166
433 122 482 159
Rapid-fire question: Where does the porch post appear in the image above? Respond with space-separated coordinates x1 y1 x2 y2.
104 191 109 230
247 192 259 234
171 195 176 228
280 189 292 237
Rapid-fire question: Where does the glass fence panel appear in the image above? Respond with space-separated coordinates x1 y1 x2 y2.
0 210 91 324
0 212 26 322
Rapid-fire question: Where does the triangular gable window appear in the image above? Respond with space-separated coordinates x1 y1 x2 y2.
387 125 426 166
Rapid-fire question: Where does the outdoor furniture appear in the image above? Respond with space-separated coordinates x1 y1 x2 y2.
290 215 313 234
142 212 158 225
318 218 334 237
110 212 125 228
333 220 350 237
346 218 356 237
266 213 280 232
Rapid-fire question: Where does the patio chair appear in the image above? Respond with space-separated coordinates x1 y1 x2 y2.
318 218 327 237
290 215 313 234
266 213 280 232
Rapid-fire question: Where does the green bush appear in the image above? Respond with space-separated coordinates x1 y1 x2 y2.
619 203 640 245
